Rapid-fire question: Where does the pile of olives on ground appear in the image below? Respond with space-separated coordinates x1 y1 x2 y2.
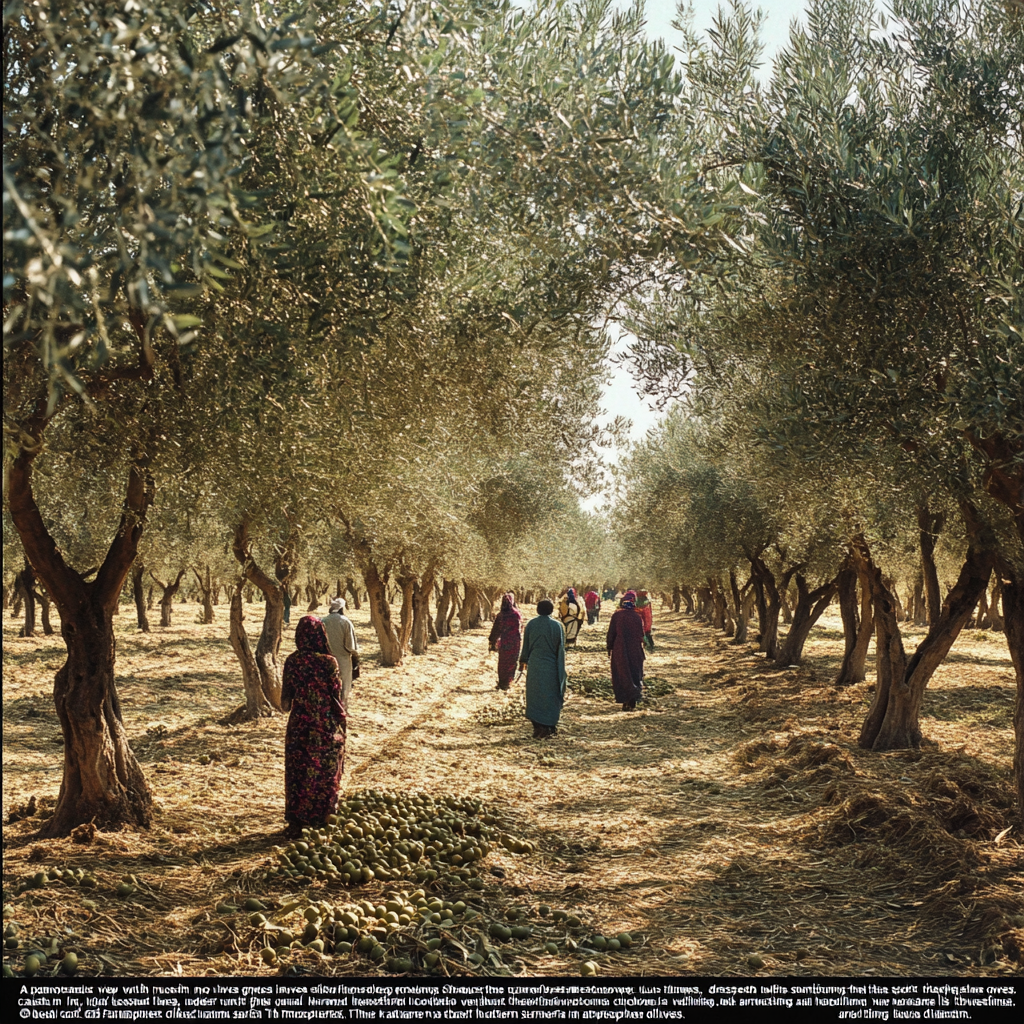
269 789 532 888
3 914 79 978
476 692 527 727
12 866 98 895
243 890 634 976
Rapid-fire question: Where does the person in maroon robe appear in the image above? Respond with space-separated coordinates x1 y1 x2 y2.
488 592 523 690
606 590 645 710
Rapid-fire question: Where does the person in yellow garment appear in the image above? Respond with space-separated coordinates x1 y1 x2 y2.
558 587 585 646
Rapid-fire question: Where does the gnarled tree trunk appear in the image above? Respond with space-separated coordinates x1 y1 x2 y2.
305 575 328 613
363 559 403 666
988 577 1004 631
192 564 214 624
8 449 155 837
775 572 838 665
911 571 927 626
132 560 150 632
460 581 486 630
435 578 456 638
150 568 185 627
856 517 995 751
232 519 293 709
228 579 272 721
37 582 54 635
411 565 437 656
694 586 712 622
780 584 793 625
397 568 417 654
835 554 874 685
17 561 37 637
748 555 783 660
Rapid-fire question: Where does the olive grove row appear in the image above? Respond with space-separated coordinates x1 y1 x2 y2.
611 0 1023 812
4 0 1021 834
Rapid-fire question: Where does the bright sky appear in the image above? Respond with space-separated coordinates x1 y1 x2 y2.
587 2 809 509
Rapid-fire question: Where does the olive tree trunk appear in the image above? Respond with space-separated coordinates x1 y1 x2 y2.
728 570 748 644
411 565 437 656
362 559 403 666
748 555 783 660
917 501 944 628
232 519 293 709
459 581 486 630
192 565 214 624
856 519 994 751
775 572 839 665
132 560 150 632
988 577 1004 631
397 568 417 654
694 586 712 622
997 564 1024 819
150 568 185 627
709 577 729 633
228 579 272 721
835 555 874 685
37 582 55 635
435 578 456 638
911 571 927 625
17 561 37 637
8 449 154 837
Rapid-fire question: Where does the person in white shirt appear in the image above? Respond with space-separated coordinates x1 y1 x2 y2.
320 597 359 708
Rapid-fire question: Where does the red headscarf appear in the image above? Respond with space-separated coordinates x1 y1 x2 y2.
295 615 332 655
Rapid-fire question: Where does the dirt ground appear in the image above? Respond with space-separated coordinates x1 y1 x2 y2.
3 597 1022 978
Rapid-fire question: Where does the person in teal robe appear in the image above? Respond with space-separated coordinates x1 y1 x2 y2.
519 599 567 738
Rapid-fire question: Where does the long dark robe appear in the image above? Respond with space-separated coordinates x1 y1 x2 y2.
488 593 523 686
607 607 645 704
521 613 566 728
282 616 346 826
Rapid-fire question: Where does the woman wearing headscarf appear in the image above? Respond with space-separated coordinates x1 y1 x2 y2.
607 591 645 711
635 590 655 651
488 592 523 690
558 587 585 646
281 616 347 829
519 599 567 738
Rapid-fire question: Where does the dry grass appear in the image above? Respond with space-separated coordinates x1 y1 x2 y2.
3 602 1021 978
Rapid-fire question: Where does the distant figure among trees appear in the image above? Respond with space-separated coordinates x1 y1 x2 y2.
584 588 601 625
321 597 359 708
635 590 655 651
281 617 347 831
488 592 523 691
607 591 645 711
520 600 567 738
559 587 585 646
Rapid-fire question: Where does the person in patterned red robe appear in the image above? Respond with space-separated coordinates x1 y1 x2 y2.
488 592 523 690
281 616 346 829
